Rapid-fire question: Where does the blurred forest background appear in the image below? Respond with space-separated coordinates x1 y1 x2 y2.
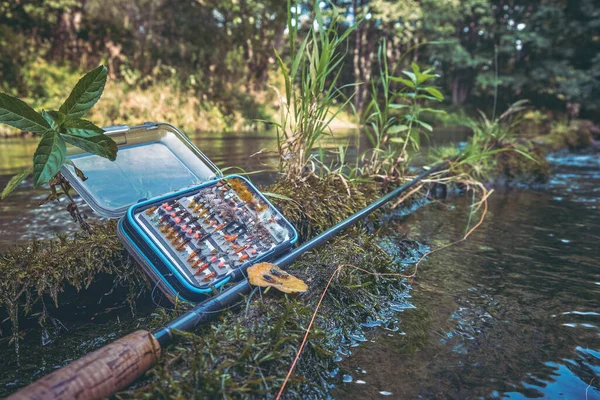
1 0 599 134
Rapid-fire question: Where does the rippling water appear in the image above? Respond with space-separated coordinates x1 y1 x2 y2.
335 150 600 399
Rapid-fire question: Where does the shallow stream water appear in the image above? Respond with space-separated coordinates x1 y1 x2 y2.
335 150 600 399
0 131 598 398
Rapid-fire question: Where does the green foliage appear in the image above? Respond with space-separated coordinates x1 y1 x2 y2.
363 39 444 178
437 100 549 183
0 93 51 134
0 66 116 197
58 65 108 119
273 0 358 179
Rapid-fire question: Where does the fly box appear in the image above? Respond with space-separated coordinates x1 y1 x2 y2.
62 122 298 303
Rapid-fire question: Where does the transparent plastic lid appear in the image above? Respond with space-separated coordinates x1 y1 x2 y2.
61 122 222 218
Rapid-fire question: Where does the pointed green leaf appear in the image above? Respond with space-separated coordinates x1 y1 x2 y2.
33 131 66 187
402 70 417 85
61 119 117 161
389 103 409 109
0 93 50 134
423 87 444 101
389 77 415 89
59 65 107 119
387 124 410 134
411 62 421 74
415 120 433 132
262 192 294 201
274 49 291 103
1 168 32 199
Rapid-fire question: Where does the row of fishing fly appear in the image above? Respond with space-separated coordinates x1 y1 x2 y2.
138 178 292 287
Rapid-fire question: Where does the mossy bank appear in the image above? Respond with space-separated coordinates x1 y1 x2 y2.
0 176 428 398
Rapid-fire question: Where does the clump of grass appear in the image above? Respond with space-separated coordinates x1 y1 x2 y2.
273 1 357 180
436 100 550 184
266 175 379 240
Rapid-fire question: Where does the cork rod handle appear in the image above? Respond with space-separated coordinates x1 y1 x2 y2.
7 330 161 400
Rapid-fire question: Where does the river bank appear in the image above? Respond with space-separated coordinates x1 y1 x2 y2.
0 121 599 398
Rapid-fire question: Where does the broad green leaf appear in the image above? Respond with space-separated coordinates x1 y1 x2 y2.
42 110 66 131
0 93 50 134
33 131 67 187
388 124 410 134
1 168 32 199
61 119 117 161
423 87 444 101
389 76 415 89
59 65 108 119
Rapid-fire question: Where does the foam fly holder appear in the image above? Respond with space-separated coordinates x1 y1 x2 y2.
62 122 298 303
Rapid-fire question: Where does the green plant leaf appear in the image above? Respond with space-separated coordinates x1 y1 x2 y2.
61 119 117 160
389 103 409 109
423 87 444 101
42 110 66 131
0 93 50 134
59 65 108 119
389 76 415 89
415 120 433 132
1 168 32 199
387 124 410 134
33 131 67 187
402 71 417 85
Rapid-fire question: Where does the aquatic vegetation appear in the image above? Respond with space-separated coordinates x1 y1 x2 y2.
435 100 550 184
362 39 445 179
0 221 147 348
534 119 595 152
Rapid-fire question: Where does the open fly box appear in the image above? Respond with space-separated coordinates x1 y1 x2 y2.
62 122 298 303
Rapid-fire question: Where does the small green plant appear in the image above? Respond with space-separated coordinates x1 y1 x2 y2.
0 65 117 199
363 39 444 179
272 0 357 180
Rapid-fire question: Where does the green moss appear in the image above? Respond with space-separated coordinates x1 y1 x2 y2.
1 176 425 398
0 221 148 341
534 119 595 152
119 232 417 399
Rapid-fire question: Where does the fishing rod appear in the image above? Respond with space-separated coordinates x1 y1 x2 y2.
8 158 454 400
